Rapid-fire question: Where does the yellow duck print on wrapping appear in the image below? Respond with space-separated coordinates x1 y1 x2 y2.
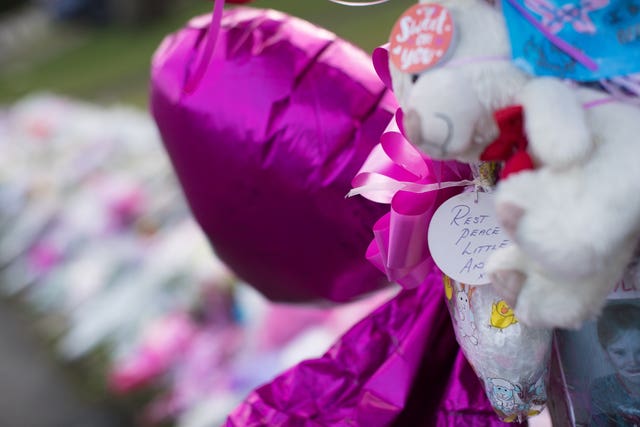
441 274 550 421
444 275 454 300
490 300 518 329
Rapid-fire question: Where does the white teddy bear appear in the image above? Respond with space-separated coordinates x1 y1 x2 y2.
390 0 640 329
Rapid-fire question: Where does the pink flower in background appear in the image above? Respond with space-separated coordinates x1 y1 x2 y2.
142 327 245 425
27 242 62 275
109 313 196 394
257 304 331 352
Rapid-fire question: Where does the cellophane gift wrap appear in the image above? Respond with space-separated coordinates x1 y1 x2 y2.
150 5 395 302
431 170 552 424
443 275 551 422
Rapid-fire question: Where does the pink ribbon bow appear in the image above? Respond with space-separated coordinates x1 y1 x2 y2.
351 109 471 289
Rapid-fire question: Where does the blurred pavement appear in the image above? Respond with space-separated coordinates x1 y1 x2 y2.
0 298 131 427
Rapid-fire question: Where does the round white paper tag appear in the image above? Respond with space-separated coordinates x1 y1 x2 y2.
428 192 511 285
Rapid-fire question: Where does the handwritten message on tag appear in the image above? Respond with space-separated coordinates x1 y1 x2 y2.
609 269 640 300
389 3 455 74
428 192 511 285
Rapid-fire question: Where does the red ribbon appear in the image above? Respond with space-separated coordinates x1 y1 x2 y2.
480 105 535 179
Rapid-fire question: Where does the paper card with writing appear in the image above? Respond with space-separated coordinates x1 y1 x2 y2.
389 3 456 74
428 192 511 285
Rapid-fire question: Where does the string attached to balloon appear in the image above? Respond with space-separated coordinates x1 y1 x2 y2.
327 0 392 6
183 0 226 94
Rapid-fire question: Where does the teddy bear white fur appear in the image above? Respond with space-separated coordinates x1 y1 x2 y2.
391 0 640 329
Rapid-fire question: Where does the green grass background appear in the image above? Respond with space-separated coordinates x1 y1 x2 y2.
0 0 414 107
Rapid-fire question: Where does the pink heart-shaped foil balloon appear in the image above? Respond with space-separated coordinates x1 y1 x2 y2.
151 7 397 302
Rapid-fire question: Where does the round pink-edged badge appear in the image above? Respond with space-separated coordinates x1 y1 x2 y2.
389 3 455 74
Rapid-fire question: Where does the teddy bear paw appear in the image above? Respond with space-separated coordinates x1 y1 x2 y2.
495 170 600 279
495 202 524 236
520 78 593 170
486 245 604 329
489 269 525 308
513 267 612 329
486 246 527 306
513 276 599 329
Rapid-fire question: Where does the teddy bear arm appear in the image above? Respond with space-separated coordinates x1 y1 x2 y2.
520 78 594 170
511 264 614 329
487 245 614 328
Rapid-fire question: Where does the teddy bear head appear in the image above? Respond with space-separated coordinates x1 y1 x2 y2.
389 0 529 163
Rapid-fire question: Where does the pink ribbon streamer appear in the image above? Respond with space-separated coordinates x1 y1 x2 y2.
184 0 226 94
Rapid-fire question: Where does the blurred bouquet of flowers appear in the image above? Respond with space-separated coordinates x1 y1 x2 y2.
0 94 391 427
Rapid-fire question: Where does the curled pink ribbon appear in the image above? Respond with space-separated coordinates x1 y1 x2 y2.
351 108 471 289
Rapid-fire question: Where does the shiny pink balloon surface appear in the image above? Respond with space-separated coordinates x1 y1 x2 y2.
151 7 396 302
